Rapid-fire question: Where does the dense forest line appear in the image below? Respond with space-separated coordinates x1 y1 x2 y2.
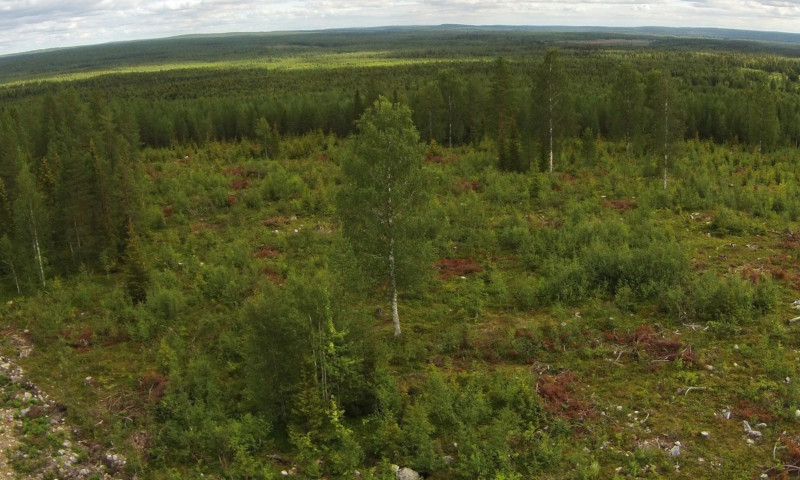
2 30 800 479
2 45 800 288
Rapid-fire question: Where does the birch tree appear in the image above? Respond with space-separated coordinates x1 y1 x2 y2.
534 49 568 173
337 97 430 337
645 70 683 190
13 159 48 289
0 235 21 294
438 68 464 148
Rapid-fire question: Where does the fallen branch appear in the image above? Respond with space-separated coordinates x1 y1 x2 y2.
677 386 708 395
682 323 709 332
788 316 800 323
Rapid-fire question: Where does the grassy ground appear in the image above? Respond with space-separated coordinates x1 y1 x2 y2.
3 136 800 478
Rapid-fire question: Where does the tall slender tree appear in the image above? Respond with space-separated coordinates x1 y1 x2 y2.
412 82 443 143
0 234 20 294
13 159 48 289
336 97 430 337
492 57 511 140
610 63 645 154
437 68 464 148
748 80 780 154
533 49 568 173
645 70 683 190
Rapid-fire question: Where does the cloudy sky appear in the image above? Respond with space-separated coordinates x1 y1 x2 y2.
2 0 800 56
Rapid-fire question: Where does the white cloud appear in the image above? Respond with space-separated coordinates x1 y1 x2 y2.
0 0 799 56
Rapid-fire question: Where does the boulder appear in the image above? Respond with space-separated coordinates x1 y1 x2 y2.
392 464 421 480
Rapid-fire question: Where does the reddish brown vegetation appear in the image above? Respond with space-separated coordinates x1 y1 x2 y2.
190 221 219 234
456 178 480 192
769 265 800 290
224 165 259 178
603 198 637 211
231 178 249 190
740 266 766 283
537 372 593 419
162 205 174 218
263 216 293 228
424 153 456 164
263 265 285 284
780 232 800 250
139 371 168 403
734 399 774 423
254 245 281 259
435 257 483 279
769 434 800 478
223 166 244 177
605 324 697 364
61 326 94 353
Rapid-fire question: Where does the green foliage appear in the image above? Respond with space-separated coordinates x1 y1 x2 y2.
246 275 372 429
669 272 778 327
336 97 433 335
6 29 800 480
523 213 688 306
123 219 150 304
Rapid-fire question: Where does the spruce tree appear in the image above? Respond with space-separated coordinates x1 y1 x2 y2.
123 217 149 304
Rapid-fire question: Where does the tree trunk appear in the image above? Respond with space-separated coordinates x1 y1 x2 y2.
10 261 20 294
549 114 554 174
387 168 401 337
663 95 669 190
389 237 401 337
548 60 554 174
29 204 45 288
447 94 453 149
625 126 631 155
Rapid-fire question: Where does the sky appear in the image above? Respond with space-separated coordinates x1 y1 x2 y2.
2 0 800 56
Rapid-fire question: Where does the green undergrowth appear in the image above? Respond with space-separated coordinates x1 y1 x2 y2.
3 136 800 479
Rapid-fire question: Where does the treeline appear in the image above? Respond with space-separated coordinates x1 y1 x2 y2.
2 47 800 293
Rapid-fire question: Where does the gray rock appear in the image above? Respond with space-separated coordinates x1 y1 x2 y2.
743 420 762 439
392 465 421 480
668 441 681 457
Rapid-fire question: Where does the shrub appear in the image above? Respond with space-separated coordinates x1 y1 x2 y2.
709 206 748 236
681 273 759 325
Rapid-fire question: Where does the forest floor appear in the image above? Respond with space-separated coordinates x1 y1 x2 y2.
0 328 127 480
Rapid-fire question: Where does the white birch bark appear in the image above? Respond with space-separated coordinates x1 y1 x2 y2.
663 95 669 190
29 204 45 288
548 60 555 174
447 93 453 149
10 261 20 294
389 241 400 337
387 170 401 336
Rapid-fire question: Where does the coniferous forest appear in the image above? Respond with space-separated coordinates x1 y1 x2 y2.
3 27 800 479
